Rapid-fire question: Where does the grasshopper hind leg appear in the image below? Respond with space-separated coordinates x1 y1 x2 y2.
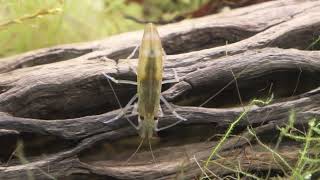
158 105 164 117
155 95 187 132
131 102 138 115
155 118 186 132
160 95 187 121
162 68 180 84
102 72 137 85
101 78 139 130
102 94 138 124
101 44 140 129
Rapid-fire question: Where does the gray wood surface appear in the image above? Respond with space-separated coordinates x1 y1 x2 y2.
0 0 320 179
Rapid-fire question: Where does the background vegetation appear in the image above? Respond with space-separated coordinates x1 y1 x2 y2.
0 0 269 57
0 0 214 57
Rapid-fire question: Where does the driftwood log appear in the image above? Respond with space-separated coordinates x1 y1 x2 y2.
1 0 320 179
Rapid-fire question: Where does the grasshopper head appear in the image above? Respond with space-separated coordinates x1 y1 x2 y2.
138 116 156 139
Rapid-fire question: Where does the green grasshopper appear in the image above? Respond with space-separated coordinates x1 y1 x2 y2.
102 23 187 140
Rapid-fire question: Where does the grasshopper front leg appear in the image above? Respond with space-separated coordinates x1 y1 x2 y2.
102 44 140 84
126 45 139 75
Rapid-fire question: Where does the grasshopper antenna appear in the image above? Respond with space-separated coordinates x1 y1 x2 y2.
148 138 156 164
148 138 165 178
125 138 144 164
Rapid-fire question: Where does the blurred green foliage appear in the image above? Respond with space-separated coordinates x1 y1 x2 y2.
0 0 208 57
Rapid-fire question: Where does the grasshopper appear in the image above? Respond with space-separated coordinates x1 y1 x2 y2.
102 23 187 140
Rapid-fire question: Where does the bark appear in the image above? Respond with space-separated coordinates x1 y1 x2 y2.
0 0 320 179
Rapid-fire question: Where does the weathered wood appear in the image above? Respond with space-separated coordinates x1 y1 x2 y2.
0 0 319 73
0 0 320 179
